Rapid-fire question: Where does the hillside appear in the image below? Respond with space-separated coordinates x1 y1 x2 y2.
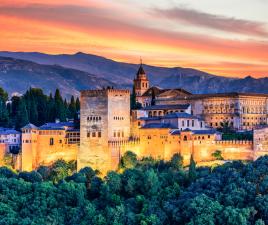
0 51 268 95
0 57 115 98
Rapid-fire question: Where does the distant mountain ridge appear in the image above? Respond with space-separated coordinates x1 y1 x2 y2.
0 56 115 98
0 51 268 97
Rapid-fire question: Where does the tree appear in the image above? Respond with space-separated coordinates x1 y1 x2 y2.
54 89 66 122
119 151 138 170
75 97 80 112
212 150 224 160
188 155 197 182
0 87 9 127
15 99 29 130
130 85 142 110
68 96 77 120
130 85 137 110
170 153 183 170
151 88 156 106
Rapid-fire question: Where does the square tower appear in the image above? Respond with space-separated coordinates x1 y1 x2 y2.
78 88 130 174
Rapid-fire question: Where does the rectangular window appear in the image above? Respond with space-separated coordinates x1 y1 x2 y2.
50 138 54 146
192 120 194 127
98 132 101 138
187 120 190 127
92 132 96 137
87 132 90 138
182 120 185 127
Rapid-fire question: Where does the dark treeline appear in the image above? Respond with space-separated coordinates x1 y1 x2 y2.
0 87 80 129
0 152 268 224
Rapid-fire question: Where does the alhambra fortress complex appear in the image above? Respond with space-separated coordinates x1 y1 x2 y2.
1 64 268 174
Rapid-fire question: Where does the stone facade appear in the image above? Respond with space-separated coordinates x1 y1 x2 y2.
79 88 130 174
15 65 268 174
156 93 268 131
21 123 79 171
253 126 268 159
134 65 268 131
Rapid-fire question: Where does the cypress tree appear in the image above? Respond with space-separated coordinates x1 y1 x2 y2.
75 97 80 112
68 96 77 120
188 155 197 182
15 99 29 130
151 88 156 106
54 89 66 122
47 93 55 122
0 87 9 127
130 85 136 110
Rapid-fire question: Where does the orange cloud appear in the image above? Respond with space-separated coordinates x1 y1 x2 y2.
0 1 267 78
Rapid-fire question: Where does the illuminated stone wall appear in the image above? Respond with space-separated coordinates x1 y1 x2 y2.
156 94 268 130
109 128 254 167
21 129 78 171
79 89 130 175
253 127 268 159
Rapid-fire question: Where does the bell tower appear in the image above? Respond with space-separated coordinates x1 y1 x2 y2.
133 60 149 97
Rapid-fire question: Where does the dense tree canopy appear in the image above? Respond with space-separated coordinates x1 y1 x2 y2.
1 155 268 224
1 87 80 129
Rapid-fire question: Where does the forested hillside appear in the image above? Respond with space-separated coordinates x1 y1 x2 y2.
0 86 80 129
0 152 268 224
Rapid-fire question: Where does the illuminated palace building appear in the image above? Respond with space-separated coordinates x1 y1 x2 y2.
133 64 268 131
3 64 268 174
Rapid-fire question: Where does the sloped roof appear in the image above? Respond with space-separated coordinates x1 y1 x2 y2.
136 64 146 76
143 104 190 111
39 122 74 130
142 86 163 97
163 112 199 119
22 123 38 130
171 129 218 135
0 128 20 135
141 123 177 129
157 88 192 98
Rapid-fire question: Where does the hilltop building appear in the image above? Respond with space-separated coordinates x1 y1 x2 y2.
2 63 268 174
133 64 268 131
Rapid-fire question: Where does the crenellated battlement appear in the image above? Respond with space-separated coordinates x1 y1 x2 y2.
215 140 253 145
81 89 130 97
108 138 140 147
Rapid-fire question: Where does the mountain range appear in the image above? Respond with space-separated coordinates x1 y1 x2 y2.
0 51 267 98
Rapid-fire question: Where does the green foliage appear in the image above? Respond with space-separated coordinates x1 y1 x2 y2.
212 150 224 160
0 86 81 129
1 156 268 224
170 153 183 170
222 131 253 141
188 155 197 182
119 151 138 170
130 85 142 110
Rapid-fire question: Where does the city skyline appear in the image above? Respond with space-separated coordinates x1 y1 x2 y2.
0 0 268 77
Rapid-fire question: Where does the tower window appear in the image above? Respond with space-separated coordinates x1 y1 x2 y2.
50 138 54 146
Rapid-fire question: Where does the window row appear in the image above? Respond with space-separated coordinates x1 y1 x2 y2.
87 131 102 138
113 131 124 138
114 116 124 120
87 116 102 121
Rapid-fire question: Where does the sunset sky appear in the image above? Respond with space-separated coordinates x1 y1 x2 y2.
0 0 268 77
